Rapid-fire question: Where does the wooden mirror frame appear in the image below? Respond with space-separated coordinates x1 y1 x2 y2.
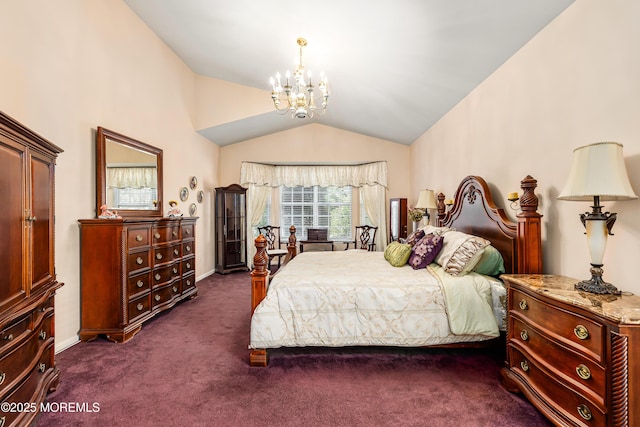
96 127 163 218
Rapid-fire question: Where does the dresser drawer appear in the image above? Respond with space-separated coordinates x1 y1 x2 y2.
127 272 151 299
509 345 606 427
0 315 52 395
127 227 150 249
153 246 175 266
182 257 195 275
128 294 151 323
152 264 181 287
182 273 196 294
1 343 54 426
181 223 194 240
127 249 150 274
511 288 605 363
152 283 181 308
182 241 194 257
152 225 180 244
0 315 31 355
510 316 606 406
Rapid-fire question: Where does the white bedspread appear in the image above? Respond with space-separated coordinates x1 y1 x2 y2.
250 250 500 349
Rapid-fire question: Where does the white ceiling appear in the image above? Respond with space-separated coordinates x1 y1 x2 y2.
124 0 575 146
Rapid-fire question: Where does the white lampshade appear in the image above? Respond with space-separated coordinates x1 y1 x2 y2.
558 142 638 201
416 189 437 209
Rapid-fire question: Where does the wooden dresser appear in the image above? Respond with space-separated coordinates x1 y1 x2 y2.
501 274 640 427
0 112 63 426
78 217 197 343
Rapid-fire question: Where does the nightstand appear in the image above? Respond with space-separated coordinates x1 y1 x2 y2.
500 274 640 427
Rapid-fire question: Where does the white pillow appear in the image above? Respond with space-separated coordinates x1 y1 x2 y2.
419 225 453 236
434 230 490 276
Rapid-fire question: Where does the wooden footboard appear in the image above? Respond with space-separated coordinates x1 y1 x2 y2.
250 226 297 366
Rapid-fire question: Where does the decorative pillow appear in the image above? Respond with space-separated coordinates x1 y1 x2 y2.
404 229 425 247
472 245 506 276
419 225 453 236
408 234 444 270
384 241 412 267
434 231 490 276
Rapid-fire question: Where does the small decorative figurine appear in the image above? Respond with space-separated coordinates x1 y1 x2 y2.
98 204 121 219
167 200 183 217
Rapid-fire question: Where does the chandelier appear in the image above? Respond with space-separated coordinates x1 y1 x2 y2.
270 38 329 119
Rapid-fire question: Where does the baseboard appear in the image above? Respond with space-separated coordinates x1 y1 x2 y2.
56 335 81 354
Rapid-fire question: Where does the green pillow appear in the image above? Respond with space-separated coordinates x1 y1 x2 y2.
472 245 506 276
384 241 412 267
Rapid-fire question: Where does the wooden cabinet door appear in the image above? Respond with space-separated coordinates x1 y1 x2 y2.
29 151 56 293
0 135 28 312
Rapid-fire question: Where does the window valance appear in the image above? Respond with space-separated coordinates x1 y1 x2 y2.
107 166 157 189
240 161 387 188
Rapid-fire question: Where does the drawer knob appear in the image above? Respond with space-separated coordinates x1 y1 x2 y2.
173 286 178 293
173 268 178 274
520 360 529 372
155 274 161 281
39 330 47 340
186 280 191 286
186 263 191 269
39 363 47 373
576 364 591 380
518 299 528 310
154 232 161 239
186 245 191 252
137 280 144 288
577 404 592 421
574 325 589 340
520 330 529 341
156 253 163 260
173 230 178 237
137 303 144 311
136 234 143 242
136 257 143 265
174 249 179 256
0 372 5 385
3 334 13 341
186 229 191 235
155 294 161 302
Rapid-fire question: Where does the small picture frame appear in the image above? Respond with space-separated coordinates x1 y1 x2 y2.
189 203 197 217
197 190 204 204
179 187 189 202
189 176 198 190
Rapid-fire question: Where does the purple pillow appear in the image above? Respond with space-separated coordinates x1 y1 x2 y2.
405 229 425 247
409 234 444 270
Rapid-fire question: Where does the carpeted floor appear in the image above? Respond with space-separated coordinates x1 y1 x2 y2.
36 272 551 427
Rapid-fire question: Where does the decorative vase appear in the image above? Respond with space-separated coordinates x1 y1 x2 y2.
412 221 420 233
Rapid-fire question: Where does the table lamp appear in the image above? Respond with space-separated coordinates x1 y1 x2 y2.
558 142 637 294
416 189 437 225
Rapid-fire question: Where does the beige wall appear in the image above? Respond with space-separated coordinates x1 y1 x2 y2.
220 123 411 201
0 1 220 351
411 0 640 294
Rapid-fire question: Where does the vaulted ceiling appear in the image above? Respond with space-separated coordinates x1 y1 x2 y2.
124 0 575 146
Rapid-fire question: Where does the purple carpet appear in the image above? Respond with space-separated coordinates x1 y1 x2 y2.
36 272 551 426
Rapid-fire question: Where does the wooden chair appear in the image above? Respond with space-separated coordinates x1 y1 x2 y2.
257 226 288 273
345 225 378 251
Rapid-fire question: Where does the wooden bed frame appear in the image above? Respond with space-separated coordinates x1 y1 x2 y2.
250 175 542 366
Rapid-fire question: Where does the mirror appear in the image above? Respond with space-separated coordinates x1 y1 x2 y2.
96 127 163 218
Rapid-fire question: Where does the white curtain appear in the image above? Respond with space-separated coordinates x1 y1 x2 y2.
240 161 388 255
107 167 157 189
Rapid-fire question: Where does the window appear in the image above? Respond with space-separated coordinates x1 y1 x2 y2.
280 186 352 240
253 201 271 238
111 187 157 210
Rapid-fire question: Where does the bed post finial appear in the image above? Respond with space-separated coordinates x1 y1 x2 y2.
251 234 269 315
516 175 543 274
436 193 446 226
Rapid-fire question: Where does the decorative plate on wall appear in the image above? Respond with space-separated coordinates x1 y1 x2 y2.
190 176 198 190
180 187 189 202
189 203 197 217
197 190 204 203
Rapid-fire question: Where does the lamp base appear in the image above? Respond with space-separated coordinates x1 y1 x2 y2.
574 265 621 295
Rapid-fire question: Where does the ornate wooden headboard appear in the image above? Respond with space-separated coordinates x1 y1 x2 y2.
436 175 542 274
